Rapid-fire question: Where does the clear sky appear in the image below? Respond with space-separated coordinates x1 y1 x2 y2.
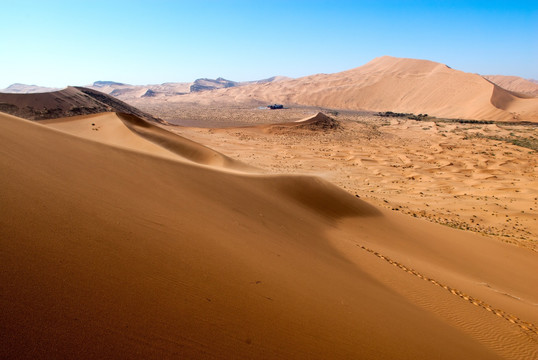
1 0 536 88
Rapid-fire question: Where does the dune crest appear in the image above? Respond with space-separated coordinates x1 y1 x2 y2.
42 112 253 171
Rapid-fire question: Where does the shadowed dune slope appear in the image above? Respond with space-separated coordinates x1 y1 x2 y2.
2 112 537 359
0 86 165 124
182 56 538 122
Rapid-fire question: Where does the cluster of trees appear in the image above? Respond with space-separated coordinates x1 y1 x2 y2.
377 111 429 120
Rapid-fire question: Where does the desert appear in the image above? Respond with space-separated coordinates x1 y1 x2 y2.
2 105 537 359
2 59 538 358
1 1 537 359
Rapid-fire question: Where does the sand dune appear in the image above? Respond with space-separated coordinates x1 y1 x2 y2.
1 110 537 359
0 86 165 124
262 112 341 133
160 56 538 122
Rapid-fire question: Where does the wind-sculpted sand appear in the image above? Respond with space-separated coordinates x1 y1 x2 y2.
1 111 537 359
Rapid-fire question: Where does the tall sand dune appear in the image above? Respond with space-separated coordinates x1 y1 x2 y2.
1 111 537 359
174 56 538 122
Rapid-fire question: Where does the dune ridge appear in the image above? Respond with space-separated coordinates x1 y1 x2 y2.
1 110 537 358
117 113 253 170
42 112 252 171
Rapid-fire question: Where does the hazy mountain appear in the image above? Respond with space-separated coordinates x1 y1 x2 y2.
1 83 59 94
190 77 237 92
92 81 125 87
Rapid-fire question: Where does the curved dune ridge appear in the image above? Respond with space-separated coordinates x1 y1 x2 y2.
0 86 165 124
177 56 538 122
1 111 538 359
41 112 253 171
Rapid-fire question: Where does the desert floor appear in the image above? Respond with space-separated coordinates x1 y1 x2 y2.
164 106 538 251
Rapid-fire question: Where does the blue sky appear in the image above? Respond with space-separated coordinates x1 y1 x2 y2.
1 0 536 88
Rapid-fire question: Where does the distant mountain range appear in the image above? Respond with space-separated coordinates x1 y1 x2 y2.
190 77 237 92
0 76 291 98
92 81 126 87
86 76 291 100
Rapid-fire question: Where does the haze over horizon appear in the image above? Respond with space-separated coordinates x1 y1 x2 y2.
1 0 537 89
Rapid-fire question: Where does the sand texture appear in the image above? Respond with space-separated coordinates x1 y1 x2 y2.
1 110 537 359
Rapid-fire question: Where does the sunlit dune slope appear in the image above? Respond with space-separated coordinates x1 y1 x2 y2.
180 56 538 122
1 111 537 359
